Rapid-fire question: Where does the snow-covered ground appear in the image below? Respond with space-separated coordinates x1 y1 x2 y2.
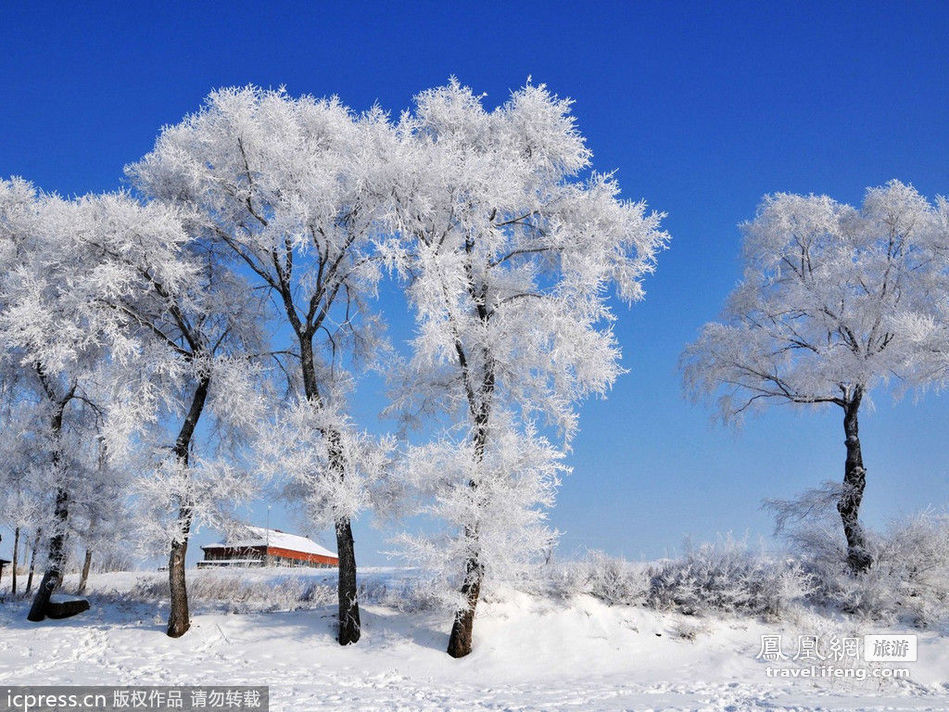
1 568 947 711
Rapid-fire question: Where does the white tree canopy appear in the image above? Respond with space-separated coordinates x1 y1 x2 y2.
386 80 669 441
127 87 395 515
682 180 943 419
65 192 268 554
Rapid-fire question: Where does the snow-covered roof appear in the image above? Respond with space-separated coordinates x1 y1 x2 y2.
203 526 337 559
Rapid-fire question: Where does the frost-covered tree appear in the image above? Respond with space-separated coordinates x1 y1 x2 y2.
681 181 943 573
0 179 118 620
128 87 395 645
387 80 669 657
66 192 267 637
1 180 265 628
256 401 395 552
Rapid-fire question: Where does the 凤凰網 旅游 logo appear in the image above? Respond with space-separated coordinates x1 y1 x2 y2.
864 635 918 662
755 633 918 663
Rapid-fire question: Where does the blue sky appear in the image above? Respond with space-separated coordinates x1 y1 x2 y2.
1 1 948 566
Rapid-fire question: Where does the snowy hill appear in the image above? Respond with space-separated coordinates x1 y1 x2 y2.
1 568 947 711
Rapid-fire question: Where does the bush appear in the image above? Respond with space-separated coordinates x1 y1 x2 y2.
128 570 336 612
369 575 448 613
124 568 447 614
797 512 949 627
533 551 649 605
644 537 811 618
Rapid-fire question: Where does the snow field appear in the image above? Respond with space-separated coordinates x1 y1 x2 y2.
1 568 947 711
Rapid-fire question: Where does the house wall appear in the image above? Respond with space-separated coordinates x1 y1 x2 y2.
201 544 338 568
202 546 265 561
265 546 338 567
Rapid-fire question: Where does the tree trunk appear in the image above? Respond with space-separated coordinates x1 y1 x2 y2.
11 526 19 595
335 516 361 645
299 337 362 646
838 390 872 574
166 373 211 639
166 512 192 638
447 548 484 658
27 488 69 621
446 362 494 658
77 548 92 594
28 396 72 621
26 528 40 594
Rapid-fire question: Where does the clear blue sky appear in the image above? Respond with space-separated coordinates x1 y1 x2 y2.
1 1 947 566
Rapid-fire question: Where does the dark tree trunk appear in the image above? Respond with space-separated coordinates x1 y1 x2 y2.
335 516 361 645
12 526 19 595
447 358 494 658
28 389 72 621
166 512 192 638
77 548 92 594
26 528 40 594
447 547 484 658
838 390 872 574
166 373 211 638
27 487 69 621
299 337 362 646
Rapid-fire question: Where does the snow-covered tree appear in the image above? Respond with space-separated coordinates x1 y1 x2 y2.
0 179 118 620
128 87 395 645
0 180 265 629
386 80 669 656
681 180 943 573
65 192 268 637
256 400 395 543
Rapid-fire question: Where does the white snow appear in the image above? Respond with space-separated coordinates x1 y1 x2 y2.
48 594 86 604
1 569 946 711
204 526 337 559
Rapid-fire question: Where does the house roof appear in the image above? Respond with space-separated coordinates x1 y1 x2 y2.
202 526 337 559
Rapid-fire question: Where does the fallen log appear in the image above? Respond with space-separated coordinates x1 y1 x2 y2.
45 595 90 619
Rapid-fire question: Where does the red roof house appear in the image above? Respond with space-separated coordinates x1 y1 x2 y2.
199 526 338 568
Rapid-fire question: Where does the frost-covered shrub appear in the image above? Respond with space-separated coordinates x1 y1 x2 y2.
671 619 711 641
124 569 448 615
539 551 649 605
128 571 335 612
368 575 448 613
645 538 811 618
582 552 651 605
797 512 949 627
770 487 949 626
